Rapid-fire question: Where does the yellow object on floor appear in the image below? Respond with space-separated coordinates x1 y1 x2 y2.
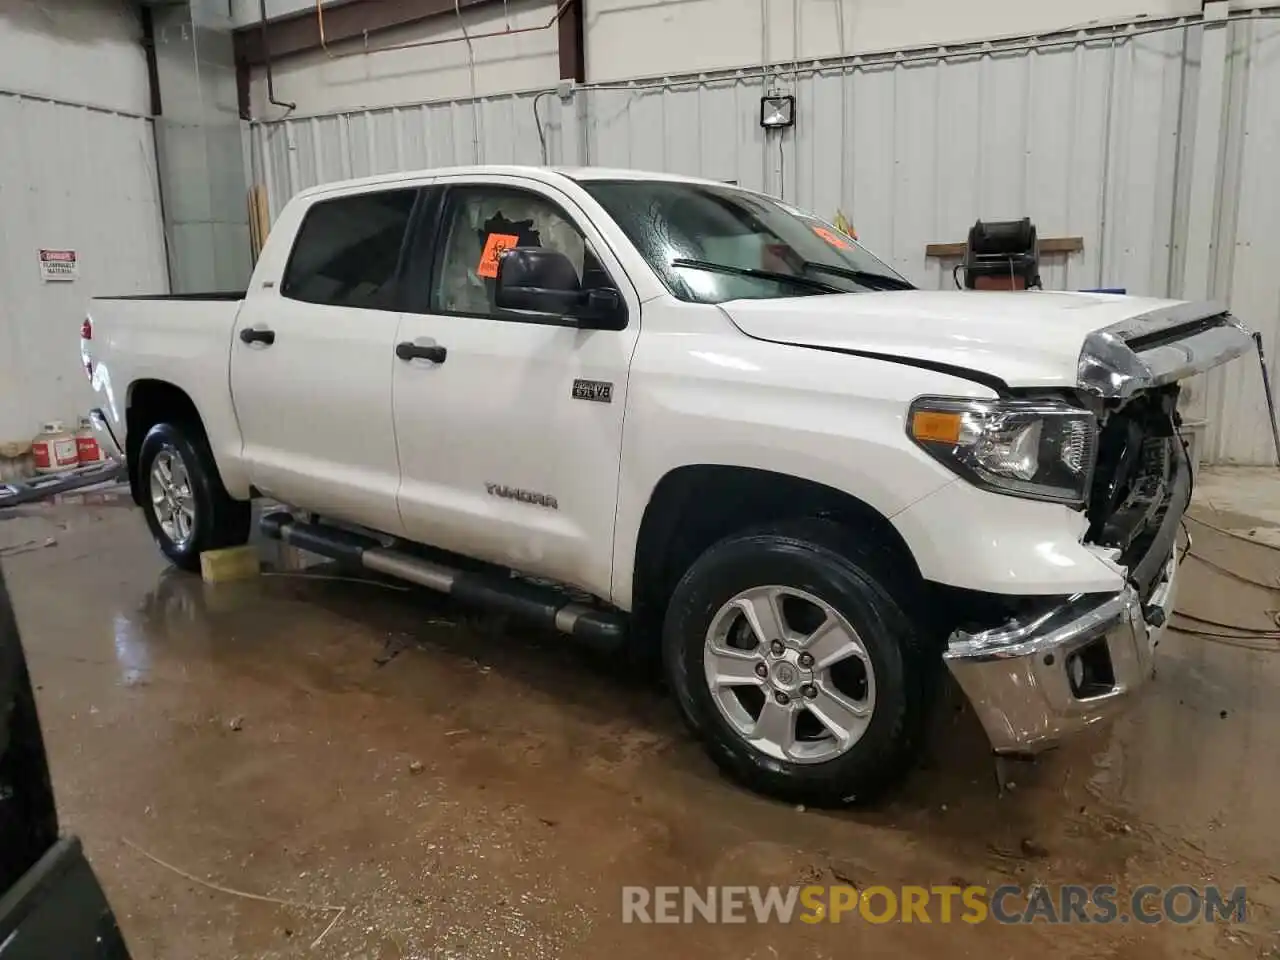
200 545 261 583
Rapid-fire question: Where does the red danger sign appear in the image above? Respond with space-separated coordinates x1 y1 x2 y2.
39 249 78 281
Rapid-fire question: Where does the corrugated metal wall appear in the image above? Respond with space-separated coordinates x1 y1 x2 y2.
248 14 1280 464
251 26 1192 289
0 93 168 445
583 28 1191 295
1201 16 1280 463
252 92 554 221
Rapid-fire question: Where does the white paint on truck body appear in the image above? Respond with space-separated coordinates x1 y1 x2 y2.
83 165 1220 608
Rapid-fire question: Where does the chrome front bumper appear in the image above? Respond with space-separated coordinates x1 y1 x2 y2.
944 550 1179 754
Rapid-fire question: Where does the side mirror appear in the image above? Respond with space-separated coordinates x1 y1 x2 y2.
495 247 625 330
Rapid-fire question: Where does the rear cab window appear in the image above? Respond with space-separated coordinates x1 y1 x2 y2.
280 189 419 310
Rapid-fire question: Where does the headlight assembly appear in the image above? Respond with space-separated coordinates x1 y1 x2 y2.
908 397 1098 505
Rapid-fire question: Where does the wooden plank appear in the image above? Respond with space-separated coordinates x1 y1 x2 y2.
247 190 259 262
1038 236 1085 254
247 186 270 263
925 236 1084 258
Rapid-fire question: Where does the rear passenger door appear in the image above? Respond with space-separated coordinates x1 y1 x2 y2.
230 185 421 536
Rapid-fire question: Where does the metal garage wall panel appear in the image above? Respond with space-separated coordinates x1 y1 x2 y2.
1202 17 1280 464
568 29 1188 292
251 91 561 219
587 76 772 191
253 28 1191 294
0 93 168 444
762 31 1186 291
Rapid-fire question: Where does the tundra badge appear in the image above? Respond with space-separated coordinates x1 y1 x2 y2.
572 379 613 403
485 483 559 510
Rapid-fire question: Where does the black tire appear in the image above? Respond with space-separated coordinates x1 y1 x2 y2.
137 421 251 572
662 518 932 807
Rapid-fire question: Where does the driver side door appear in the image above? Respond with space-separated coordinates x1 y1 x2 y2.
391 176 641 601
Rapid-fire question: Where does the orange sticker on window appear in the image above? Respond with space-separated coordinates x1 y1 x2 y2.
476 232 521 279
812 226 852 250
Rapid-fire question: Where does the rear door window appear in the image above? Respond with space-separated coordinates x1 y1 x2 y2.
281 189 419 310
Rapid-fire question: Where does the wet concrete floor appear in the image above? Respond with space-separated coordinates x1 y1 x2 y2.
2 473 1280 959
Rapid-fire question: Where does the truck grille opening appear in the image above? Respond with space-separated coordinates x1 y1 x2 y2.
1085 386 1182 592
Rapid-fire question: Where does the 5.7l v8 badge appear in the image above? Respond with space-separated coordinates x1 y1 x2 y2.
572 379 613 403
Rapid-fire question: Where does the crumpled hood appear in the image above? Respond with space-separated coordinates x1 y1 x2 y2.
718 289 1186 389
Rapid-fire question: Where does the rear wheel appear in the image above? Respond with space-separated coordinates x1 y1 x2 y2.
138 422 250 572
663 519 930 806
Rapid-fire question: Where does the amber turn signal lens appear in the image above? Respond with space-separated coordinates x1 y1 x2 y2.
911 410 962 444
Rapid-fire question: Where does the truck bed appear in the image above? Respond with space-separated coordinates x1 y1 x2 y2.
82 296 250 501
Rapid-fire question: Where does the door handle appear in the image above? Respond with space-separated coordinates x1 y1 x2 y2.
396 342 447 363
239 327 276 346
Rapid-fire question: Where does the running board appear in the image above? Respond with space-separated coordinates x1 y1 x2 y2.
259 512 627 654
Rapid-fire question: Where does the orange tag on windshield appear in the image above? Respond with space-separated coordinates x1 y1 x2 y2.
812 226 852 249
476 233 521 279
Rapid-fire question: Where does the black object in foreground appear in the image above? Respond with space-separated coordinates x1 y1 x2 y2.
0 564 132 958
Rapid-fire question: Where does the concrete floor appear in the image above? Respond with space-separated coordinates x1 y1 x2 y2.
2 468 1280 959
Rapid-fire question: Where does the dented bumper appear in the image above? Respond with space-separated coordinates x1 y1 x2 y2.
944 550 1177 754
943 426 1191 755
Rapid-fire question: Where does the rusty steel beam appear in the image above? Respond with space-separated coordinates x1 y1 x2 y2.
557 0 583 82
139 5 162 116
234 0 500 67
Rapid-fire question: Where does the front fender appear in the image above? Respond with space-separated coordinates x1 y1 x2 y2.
610 327 994 608
892 478 1122 595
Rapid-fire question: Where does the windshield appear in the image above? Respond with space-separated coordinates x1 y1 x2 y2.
579 179 911 304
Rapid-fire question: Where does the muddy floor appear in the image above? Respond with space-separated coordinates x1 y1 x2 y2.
3 471 1280 959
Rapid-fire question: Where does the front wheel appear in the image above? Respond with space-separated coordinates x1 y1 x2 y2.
138 422 251 572
663 519 931 806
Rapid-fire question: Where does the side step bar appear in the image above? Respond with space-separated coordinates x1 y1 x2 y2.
259 512 628 654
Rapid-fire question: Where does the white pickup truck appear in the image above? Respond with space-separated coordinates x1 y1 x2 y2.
82 165 1252 805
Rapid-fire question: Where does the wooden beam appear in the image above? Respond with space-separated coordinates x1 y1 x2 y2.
925 236 1085 258
234 0 501 67
558 0 584 82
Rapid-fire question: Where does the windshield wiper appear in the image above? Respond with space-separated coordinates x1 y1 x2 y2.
670 258 844 294
801 261 915 290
